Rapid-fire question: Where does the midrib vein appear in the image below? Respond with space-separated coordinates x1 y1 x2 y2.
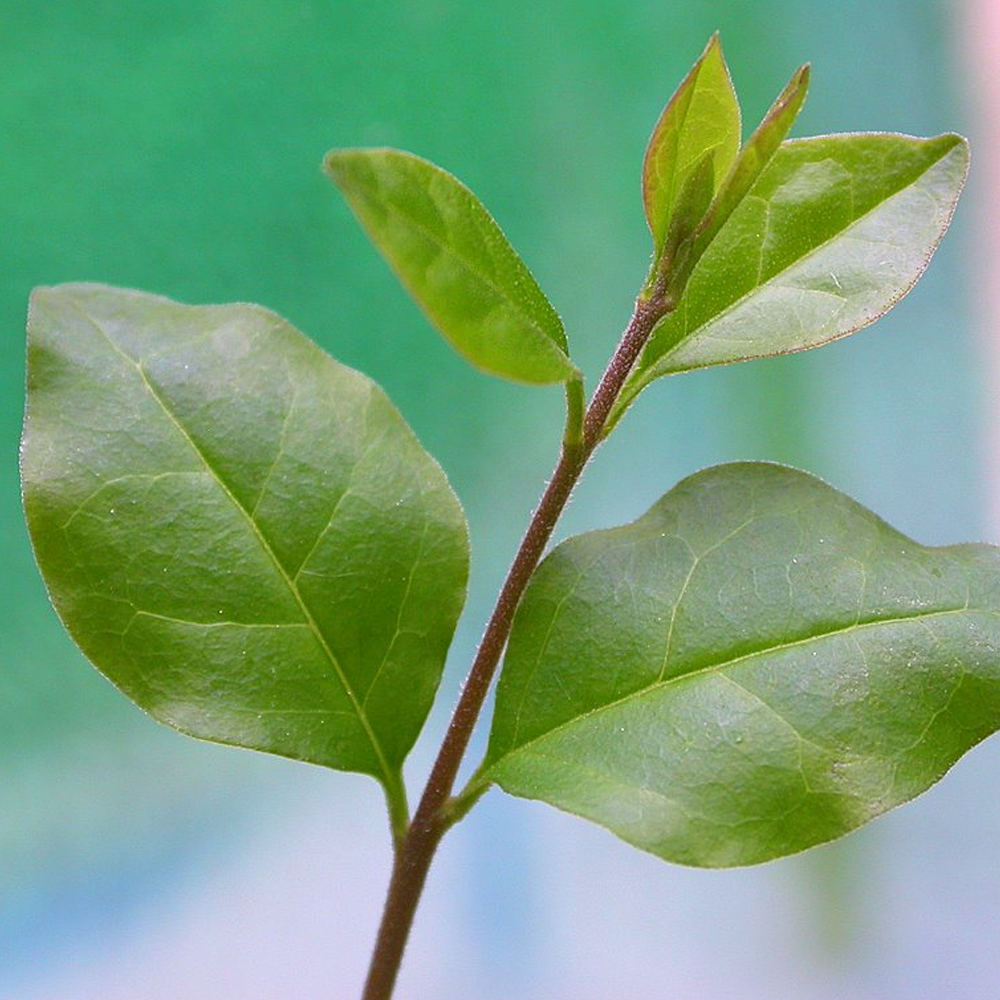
74 301 395 785
493 604 981 768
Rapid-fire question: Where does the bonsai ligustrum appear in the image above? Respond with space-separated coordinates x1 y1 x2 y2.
21 35 993 999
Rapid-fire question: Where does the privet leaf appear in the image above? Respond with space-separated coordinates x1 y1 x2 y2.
484 463 1000 868
613 132 969 426
325 148 577 385
657 151 717 283
668 64 810 298
22 285 469 794
643 34 741 258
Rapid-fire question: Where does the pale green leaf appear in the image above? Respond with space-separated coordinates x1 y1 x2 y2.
22 285 470 795
485 463 1000 867
670 64 810 297
643 34 741 256
614 133 969 426
325 148 577 385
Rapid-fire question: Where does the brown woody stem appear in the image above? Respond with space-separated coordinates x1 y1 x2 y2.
360 292 670 1000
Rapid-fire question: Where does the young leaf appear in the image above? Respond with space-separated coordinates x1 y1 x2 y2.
668 64 810 298
325 148 577 385
613 132 969 427
656 150 717 284
643 34 741 257
22 285 470 795
484 462 1000 868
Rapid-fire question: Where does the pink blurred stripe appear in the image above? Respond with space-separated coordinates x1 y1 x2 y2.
959 0 1000 529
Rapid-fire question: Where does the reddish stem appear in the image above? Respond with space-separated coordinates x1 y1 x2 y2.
361 293 669 1000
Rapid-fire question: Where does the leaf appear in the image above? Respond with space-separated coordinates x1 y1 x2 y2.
657 150 717 281
484 462 1000 868
325 148 577 386
671 63 810 297
613 132 969 426
642 34 741 257
22 284 470 795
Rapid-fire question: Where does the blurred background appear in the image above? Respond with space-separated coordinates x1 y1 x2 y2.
3 1 999 997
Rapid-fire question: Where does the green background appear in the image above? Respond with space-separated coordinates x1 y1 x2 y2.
3 1 995 996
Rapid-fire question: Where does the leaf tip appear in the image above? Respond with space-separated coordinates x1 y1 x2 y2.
775 62 811 118
698 32 731 80
943 131 971 155
321 148 353 187
929 132 971 184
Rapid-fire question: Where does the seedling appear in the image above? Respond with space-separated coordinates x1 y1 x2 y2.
21 36 990 1000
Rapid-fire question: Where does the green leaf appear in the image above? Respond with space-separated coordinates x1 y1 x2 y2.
22 284 470 797
656 150 717 284
484 462 1000 868
669 64 810 298
325 148 577 386
614 132 969 426
643 34 741 257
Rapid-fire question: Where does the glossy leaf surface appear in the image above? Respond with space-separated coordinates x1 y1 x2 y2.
485 463 1000 867
643 34 741 256
615 132 969 424
325 148 576 385
22 285 469 790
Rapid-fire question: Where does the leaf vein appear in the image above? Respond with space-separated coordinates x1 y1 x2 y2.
65 298 396 786
651 143 958 372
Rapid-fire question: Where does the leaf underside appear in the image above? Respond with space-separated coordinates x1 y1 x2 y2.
22 284 470 789
325 148 576 386
486 462 1000 867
